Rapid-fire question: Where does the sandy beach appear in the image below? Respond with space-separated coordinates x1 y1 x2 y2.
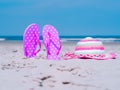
0 41 120 90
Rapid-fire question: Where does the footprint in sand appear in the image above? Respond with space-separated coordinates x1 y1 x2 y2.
62 81 105 90
32 75 56 88
40 75 56 87
55 65 92 77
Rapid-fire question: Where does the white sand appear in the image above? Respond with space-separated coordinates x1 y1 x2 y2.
0 41 120 90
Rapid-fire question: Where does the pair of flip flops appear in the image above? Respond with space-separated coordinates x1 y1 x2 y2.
23 23 62 60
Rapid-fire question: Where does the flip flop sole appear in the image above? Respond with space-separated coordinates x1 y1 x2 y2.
42 25 61 60
23 23 40 57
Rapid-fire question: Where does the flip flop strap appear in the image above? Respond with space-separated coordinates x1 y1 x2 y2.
47 32 62 55
25 31 41 57
34 35 41 55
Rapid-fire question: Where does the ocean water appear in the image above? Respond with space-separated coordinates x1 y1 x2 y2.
0 35 120 42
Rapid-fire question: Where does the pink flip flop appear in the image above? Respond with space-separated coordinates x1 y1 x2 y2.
23 23 41 58
42 24 62 60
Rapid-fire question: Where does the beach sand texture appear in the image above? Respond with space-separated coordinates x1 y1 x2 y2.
0 41 120 90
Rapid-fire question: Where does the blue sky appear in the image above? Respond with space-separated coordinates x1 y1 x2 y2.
0 0 120 36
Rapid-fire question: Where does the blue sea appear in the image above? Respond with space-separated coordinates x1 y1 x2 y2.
0 35 120 42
